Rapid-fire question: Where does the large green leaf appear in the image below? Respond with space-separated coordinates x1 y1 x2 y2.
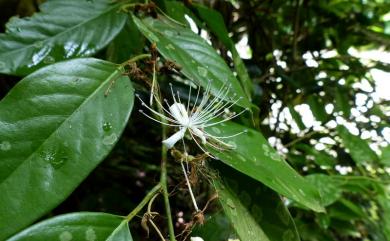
0 58 134 239
7 212 124 241
213 162 300 241
206 122 324 212
0 0 126 76
132 15 251 109
106 220 133 241
306 174 384 206
337 125 379 164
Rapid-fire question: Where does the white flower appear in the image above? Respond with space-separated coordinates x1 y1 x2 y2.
137 81 247 154
190 237 204 241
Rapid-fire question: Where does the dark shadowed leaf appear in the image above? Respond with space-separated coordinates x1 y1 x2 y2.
212 161 300 241
0 58 134 239
0 0 126 76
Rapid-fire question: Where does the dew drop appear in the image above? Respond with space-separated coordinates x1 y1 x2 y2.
43 56 55 64
147 32 159 42
226 141 237 149
262 143 270 154
41 149 68 169
211 127 221 134
59 231 73 241
226 198 236 209
197 66 208 77
237 154 247 162
164 30 174 37
85 227 97 241
103 133 117 145
299 188 306 196
34 41 44 48
166 44 175 50
102 122 112 132
0 141 11 151
270 152 281 161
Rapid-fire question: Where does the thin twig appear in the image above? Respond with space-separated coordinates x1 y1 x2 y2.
125 183 161 221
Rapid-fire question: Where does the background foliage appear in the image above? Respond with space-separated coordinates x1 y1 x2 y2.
0 0 389 240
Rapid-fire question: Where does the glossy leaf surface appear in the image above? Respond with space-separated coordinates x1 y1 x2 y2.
0 58 134 239
8 212 124 241
206 122 324 212
0 0 126 76
213 162 300 241
132 15 251 109
106 221 133 241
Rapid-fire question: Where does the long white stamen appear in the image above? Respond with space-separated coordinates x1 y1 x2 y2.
202 108 249 127
181 161 199 212
139 110 181 127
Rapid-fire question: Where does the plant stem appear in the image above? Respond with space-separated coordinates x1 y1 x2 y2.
125 183 161 222
120 53 151 67
160 124 176 241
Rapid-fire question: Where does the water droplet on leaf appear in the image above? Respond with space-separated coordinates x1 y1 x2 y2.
103 133 117 145
197 66 208 77
166 44 175 50
59 231 73 241
0 141 11 151
211 127 221 134
102 122 112 132
85 227 97 241
43 56 55 64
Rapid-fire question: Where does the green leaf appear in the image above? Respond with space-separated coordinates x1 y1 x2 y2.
191 213 234 241
0 58 134 239
7 212 124 241
192 4 253 100
206 122 324 212
306 174 384 206
132 15 251 109
307 95 328 122
106 221 133 241
296 144 335 167
107 17 144 64
306 174 342 206
328 199 367 221
213 161 300 241
288 105 306 130
337 125 379 164
0 0 126 76
334 87 351 118
378 194 390 240
380 145 390 166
